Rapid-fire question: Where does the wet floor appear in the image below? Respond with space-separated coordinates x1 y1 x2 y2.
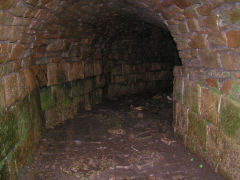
20 93 225 180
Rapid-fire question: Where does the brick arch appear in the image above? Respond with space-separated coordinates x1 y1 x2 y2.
0 0 240 179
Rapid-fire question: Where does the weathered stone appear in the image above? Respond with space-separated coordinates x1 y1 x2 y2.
200 15 219 29
173 102 188 138
199 50 220 68
220 7 240 26
201 88 220 125
178 22 189 33
46 39 66 52
208 32 227 46
3 73 18 107
189 34 207 49
174 0 190 8
205 78 219 89
197 4 217 16
221 51 240 70
31 65 47 87
84 61 94 78
188 111 207 152
184 6 199 18
93 60 102 76
220 96 240 141
226 30 240 48
9 44 24 61
47 63 66 86
187 18 200 31
0 0 17 10
221 79 232 95
84 79 93 94
184 80 200 113
9 1 30 16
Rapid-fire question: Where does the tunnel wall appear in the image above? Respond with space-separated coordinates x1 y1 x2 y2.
144 0 240 179
0 1 179 178
1 0 240 179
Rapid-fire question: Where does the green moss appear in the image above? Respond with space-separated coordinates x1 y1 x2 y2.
209 87 221 96
0 109 18 161
0 162 10 180
188 112 207 150
220 97 240 140
63 96 72 107
184 81 200 114
232 80 240 100
40 87 56 110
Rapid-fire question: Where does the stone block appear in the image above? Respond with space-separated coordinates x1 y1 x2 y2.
184 80 200 113
183 6 199 19
201 88 220 125
200 15 219 29
208 32 227 46
71 79 84 97
205 78 219 89
46 39 66 52
188 111 207 152
189 34 207 49
95 75 106 88
199 50 220 68
112 75 125 84
84 61 94 78
220 7 240 26
187 18 200 31
47 63 66 86
174 37 189 50
0 0 17 10
40 86 56 111
0 108 18 162
93 60 102 76
31 65 47 87
220 96 240 141
3 73 18 107
197 4 216 16
173 102 188 137
173 77 183 102
178 22 189 33
221 51 240 70
84 79 93 94
173 66 182 76
226 30 240 48
221 79 232 95
0 12 14 25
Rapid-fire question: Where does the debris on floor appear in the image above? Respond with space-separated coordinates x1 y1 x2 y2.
20 93 224 180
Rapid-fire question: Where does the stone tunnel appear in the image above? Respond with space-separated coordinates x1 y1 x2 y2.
0 0 240 179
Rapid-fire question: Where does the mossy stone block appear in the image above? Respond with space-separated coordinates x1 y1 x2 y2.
71 80 84 97
184 80 200 113
40 87 56 110
188 111 207 151
220 96 240 140
0 109 18 161
201 88 220 125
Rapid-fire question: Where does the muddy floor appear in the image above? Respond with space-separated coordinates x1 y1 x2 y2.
20 93 225 180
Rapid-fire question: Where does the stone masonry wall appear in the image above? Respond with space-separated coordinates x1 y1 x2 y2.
102 16 180 98
0 1 179 178
1 0 240 179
